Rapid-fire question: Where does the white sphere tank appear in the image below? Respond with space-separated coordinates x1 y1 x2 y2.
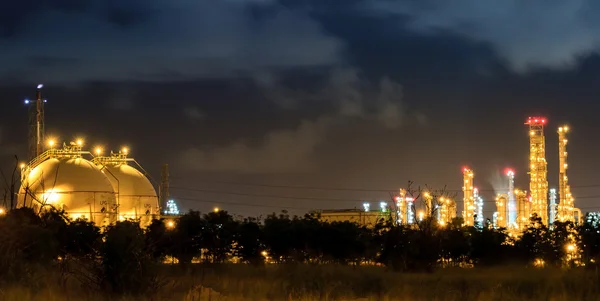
19 157 117 225
101 163 158 227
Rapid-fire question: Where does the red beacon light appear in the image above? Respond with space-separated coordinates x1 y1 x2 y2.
525 116 547 125
505 168 515 176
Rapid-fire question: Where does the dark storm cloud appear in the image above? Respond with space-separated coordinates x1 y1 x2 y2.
366 0 600 72
2 0 342 83
179 68 422 173
0 0 148 37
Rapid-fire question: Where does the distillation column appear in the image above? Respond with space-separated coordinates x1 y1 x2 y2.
438 197 456 226
506 170 517 228
515 189 531 230
396 189 408 225
549 188 557 225
525 117 549 224
495 194 508 228
474 188 484 227
462 168 475 226
557 126 579 223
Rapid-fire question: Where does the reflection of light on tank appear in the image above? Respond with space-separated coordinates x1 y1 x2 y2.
92 148 159 228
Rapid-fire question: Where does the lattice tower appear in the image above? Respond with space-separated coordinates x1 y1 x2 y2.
27 85 45 161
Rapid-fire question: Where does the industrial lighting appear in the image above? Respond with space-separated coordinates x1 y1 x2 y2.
42 190 59 203
24 99 30 104
19 163 25 169
76 138 83 146
213 207 219 212
48 139 56 148
363 202 370 212
95 147 102 156
0 208 5 215
261 251 268 257
37 84 43 89
122 147 129 155
166 220 175 229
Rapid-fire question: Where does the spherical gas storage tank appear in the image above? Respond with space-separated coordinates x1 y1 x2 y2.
18 157 117 226
101 163 159 228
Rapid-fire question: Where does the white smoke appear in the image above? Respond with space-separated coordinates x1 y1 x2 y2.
487 168 508 197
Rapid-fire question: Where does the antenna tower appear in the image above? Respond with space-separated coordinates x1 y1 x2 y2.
26 84 46 161
462 167 475 226
525 117 549 224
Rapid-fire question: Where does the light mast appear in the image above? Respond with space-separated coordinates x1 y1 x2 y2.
26 84 46 161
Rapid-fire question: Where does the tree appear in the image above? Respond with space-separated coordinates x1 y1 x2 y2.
100 220 159 295
145 219 171 261
169 210 203 264
234 217 264 264
201 210 238 263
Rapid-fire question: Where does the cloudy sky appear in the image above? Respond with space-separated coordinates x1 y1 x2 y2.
2 0 600 217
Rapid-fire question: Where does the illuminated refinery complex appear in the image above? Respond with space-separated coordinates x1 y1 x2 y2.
17 84 161 227
319 116 582 230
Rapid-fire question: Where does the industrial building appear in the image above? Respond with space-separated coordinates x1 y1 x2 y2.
315 208 386 228
16 84 160 227
317 116 582 231
488 117 582 231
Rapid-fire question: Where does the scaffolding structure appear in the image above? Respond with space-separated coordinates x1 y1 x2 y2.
525 117 549 224
437 197 456 226
462 168 475 226
556 126 582 224
395 189 415 225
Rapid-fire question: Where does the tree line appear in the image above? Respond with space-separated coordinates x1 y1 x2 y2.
2 207 600 272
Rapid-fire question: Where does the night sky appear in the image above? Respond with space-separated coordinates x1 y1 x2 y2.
2 0 600 218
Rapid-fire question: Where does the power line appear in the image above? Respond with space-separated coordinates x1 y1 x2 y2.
171 187 366 202
170 178 600 193
174 196 314 210
171 186 600 204
171 195 600 214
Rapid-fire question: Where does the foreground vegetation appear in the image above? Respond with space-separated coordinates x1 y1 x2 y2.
3 264 600 301
1 207 600 300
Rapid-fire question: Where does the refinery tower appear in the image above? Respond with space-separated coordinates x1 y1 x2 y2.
18 85 160 226
525 117 549 224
